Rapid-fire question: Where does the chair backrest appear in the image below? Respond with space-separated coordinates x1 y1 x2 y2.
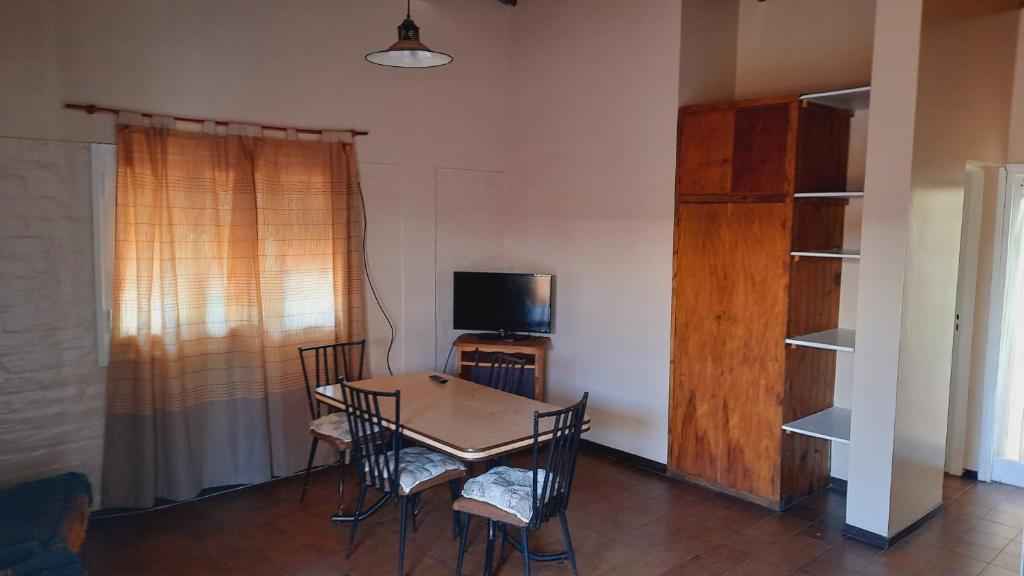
299 340 366 420
529 392 589 528
340 381 402 497
473 349 527 395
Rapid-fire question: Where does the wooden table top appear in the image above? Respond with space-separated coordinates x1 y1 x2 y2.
315 370 590 461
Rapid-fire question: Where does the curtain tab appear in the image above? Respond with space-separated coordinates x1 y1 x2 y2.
227 123 262 137
286 128 298 140
321 130 353 144
202 120 217 134
117 111 145 126
150 115 175 129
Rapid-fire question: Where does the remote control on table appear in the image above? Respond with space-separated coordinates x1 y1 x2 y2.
429 374 448 384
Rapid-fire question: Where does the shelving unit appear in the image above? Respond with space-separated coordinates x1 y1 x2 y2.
799 86 870 111
786 328 855 352
791 249 861 259
794 191 864 199
782 407 852 444
782 86 869 451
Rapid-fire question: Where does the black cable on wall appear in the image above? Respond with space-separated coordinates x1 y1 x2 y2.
357 181 396 375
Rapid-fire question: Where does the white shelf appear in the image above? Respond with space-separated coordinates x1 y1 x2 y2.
794 191 864 199
785 328 855 352
783 407 851 444
791 249 861 260
799 86 871 111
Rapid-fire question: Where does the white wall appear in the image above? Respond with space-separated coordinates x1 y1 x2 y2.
0 138 107 504
847 0 1019 538
734 0 875 99
0 0 515 498
680 0 738 106
507 0 681 463
962 9 1024 473
1008 11 1024 163
846 0 924 537
887 0 1018 535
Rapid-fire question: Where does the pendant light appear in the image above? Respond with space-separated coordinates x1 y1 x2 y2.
366 0 452 68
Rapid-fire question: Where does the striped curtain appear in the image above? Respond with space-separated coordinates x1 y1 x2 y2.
102 121 365 508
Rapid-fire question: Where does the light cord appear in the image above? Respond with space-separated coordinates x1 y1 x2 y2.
358 181 395 375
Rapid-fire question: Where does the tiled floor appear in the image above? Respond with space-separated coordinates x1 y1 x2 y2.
83 452 1024 575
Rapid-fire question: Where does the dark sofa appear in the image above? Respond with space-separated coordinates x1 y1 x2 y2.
0 473 91 576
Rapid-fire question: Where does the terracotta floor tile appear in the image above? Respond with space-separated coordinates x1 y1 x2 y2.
988 550 1019 572
979 565 1018 576
81 452 1024 576
721 557 793 575
950 541 1004 564
662 543 750 576
916 551 988 576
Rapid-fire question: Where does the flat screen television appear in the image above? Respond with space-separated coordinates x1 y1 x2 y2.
453 271 553 338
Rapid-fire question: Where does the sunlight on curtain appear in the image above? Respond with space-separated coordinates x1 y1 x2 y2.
103 123 365 508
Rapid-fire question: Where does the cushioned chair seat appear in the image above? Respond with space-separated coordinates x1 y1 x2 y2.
309 412 352 447
452 496 528 528
459 466 548 524
370 447 466 495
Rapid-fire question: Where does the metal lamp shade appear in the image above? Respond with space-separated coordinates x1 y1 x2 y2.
366 16 452 68
366 40 452 68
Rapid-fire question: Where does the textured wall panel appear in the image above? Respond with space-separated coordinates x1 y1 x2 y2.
0 136 105 506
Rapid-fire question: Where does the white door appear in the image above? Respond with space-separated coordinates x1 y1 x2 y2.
988 166 1024 487
945 167 985 475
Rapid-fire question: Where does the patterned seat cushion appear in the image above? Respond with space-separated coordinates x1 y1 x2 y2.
309 412 352 444
372 447 467 494
461 466 548 524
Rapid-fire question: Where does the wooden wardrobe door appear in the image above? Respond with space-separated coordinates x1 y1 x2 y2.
717 202 791 501
677 108 735 198
670 203 730 483
731 104 792 201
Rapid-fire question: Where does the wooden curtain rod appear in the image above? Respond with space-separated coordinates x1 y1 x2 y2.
64 103 369 136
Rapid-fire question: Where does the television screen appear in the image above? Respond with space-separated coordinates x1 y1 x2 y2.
453 272 553 334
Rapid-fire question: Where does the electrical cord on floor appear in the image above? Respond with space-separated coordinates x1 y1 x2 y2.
90 465 323 520
357 181 395 376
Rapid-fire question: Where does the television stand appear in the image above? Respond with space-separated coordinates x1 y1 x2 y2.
476 331 532 342
453 334 551 400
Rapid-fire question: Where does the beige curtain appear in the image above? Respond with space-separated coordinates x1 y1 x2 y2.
103 122 365 508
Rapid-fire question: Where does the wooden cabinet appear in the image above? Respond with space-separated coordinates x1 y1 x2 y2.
676 100 794 203
671 202 791 498
669 96 853 508
453 334 549 400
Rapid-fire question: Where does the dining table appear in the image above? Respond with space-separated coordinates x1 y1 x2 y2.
314 370 591 522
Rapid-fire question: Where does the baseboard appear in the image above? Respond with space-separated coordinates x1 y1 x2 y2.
580 440 668 475
843 524 888 549
667 469 784 510
829 477 848 492
843 502 944 549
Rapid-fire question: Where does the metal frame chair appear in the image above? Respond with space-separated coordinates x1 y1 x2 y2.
341 381 466 576
473 349 528 395
298 340 366 504
453 392 589 576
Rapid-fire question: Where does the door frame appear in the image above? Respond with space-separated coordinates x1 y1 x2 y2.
978 164 1021 482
